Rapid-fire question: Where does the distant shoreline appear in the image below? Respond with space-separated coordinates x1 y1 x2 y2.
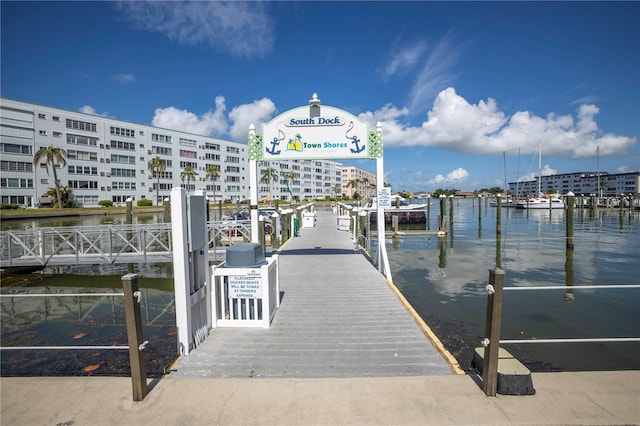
0 206 167 221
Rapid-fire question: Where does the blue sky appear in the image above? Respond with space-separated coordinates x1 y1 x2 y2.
2 1 638 192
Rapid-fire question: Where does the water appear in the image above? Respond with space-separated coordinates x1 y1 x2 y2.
386 199 640 372
1 203 639 376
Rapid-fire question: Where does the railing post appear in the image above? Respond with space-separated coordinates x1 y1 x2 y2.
483 268 504 397
121 273 148 401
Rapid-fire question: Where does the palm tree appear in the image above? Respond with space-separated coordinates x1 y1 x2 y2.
147 156 166 206
346 178 360 199
260 166 279 204
205 165 220 202
33 144 67 210
180 165 198 191
332 184 342 200
283 171 297 201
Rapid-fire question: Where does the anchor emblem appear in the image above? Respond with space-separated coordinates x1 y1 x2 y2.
346 121 365 154
265 136 281 155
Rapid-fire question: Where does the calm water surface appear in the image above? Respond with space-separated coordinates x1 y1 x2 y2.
1 203 639 375
386 199 640 371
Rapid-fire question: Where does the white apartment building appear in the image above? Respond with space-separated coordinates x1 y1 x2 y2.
341 166 376 199
0 98 344 207
508 171 640 197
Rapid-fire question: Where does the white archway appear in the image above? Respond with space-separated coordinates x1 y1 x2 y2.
247 94 392 280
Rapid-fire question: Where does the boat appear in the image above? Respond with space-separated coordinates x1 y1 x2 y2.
515 142 565 210
515 193 565 209
367 195 429 224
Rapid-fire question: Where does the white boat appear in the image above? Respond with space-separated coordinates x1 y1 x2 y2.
515 194 565 209
366 195 429 211
515 142 566 210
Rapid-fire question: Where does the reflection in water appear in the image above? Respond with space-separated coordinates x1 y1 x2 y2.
387 199 640 372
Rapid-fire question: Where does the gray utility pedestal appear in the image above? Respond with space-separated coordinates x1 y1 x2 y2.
302 212 317 228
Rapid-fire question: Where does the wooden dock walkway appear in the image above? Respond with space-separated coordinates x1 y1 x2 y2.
170 210 453 378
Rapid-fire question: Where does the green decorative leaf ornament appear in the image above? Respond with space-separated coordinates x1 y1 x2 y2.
368 130 383 158
248 132 263 160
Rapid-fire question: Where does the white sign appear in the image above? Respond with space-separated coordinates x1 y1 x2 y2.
378 187 392 208
228 275 262 299
262 105 369 160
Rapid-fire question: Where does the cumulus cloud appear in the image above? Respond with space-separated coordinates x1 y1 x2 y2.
228 98 277 140
150 96 276 141
359 87 637 159
114 1 274 58
426 167 469 187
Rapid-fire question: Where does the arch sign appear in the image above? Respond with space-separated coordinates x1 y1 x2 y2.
247 94 392 280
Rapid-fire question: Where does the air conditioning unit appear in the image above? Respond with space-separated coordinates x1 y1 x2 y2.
106 173 111 177
99 144 104 149
100 158 104 163
106 159 110 163
100 171 105 176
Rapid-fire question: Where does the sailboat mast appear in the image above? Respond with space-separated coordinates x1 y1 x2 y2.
503 151 507 195
597 145 601 198
516 148 520 198
538 141 542 195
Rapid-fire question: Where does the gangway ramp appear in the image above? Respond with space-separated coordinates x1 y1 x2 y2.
170 210 453 378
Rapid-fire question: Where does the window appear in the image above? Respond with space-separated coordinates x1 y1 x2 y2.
152 146 172 155
225 156 240 163
180 150 197 158
111 168 136 178
38 113 46 119
68 150 98 161
205 143 220 150
68 180 98 189
66 119 97 132
151 171 172 179
1 178 33 188
0 161 33 172
110 140 135 150
67 134 98 146
39 130 47 136
179 138 197 147
0 143 32 155
110 126 136 138
151 133 172 143
53 131 62 138
179 161 197 168
110 154 135 164
74 195 99 206
68 165 98 175
226 146 240 153
205 153 220 161
226 166 240 173
53 116 60 122
112 182 137 190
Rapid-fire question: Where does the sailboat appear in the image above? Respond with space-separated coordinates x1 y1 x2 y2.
515 142 565 210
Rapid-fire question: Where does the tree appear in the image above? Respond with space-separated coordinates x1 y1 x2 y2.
44 185 74 208
33 144 67 210
332 184 342 199
283 171 297 202
205 165 221 203
148 156 166 206
346 178 360 199
180 165 198 190
260 166 279 204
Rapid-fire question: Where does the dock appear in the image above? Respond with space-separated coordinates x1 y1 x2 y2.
169 210 454 378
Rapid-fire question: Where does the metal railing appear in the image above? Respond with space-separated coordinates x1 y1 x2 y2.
480 268 640 396
0 274 149 401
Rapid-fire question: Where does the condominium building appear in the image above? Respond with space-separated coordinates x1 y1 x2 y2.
0 98 343 207
508 171 640 197
341 166 376 199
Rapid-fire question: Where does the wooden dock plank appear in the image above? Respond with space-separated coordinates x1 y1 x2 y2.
171 210 453 378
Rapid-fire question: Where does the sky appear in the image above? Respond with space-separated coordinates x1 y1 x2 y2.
1 1 638 193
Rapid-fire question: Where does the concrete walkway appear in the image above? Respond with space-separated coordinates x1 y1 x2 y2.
2 371 638 425
170 210 452 378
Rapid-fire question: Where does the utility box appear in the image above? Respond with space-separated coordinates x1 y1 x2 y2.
225 243 267 268
302 212 316 228
337 216 351 231
211 245 279 329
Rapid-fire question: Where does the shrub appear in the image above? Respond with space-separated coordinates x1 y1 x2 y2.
136 199 153 207
0 203 19 210
98 200 114 208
